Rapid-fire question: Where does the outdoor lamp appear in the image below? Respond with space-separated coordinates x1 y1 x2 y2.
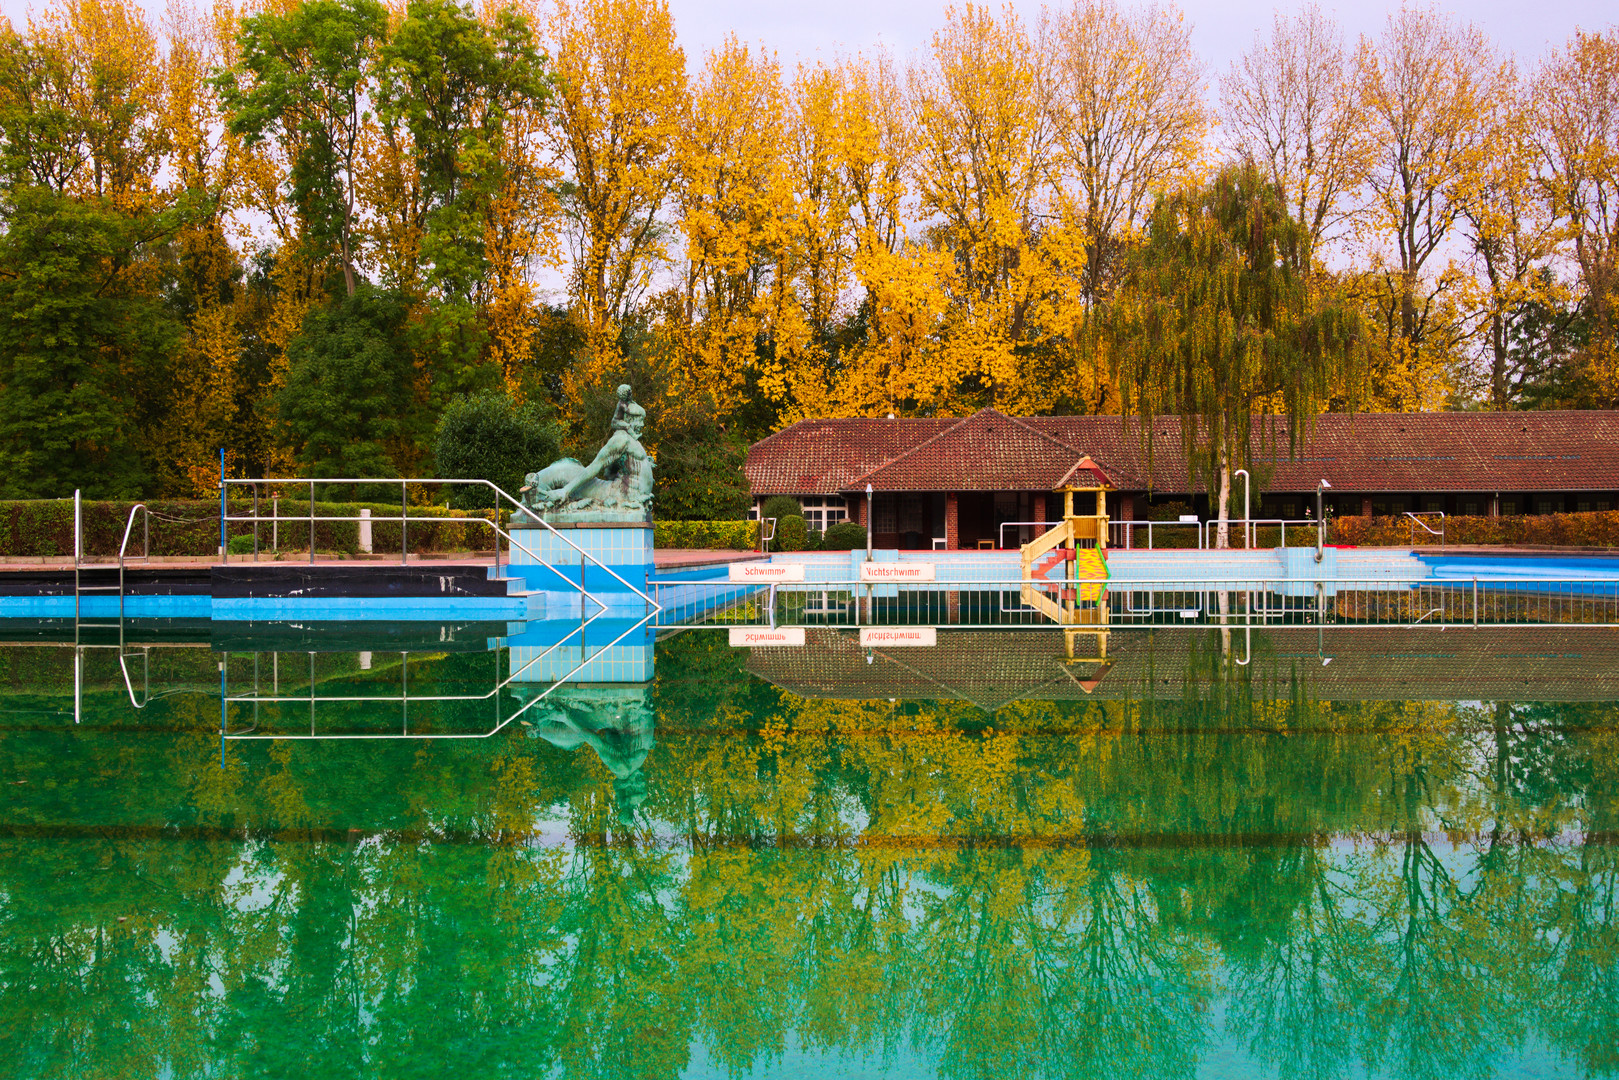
1315 480 1332 562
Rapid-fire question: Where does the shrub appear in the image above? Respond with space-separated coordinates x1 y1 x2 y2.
760 495 802 522
226 533 257 555
805 528 823 551
434 390 565 510
653 520 759 550
1146 499 1194 522
654 430 752 520
1330 511 1619 549
822 522 867 550
774 514 809 552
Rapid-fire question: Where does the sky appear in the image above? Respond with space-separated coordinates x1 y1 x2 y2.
0 0 1611 75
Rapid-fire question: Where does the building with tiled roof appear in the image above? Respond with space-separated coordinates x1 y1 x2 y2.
744 409 1619 549
744 628 1619 707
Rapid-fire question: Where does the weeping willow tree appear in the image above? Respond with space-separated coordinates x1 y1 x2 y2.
1104 163 1366 547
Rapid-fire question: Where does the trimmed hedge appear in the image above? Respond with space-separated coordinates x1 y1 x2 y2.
1331 511 1619 548
822 522 867 550
653 520 759 550
0 498 495 558
1131 511 1619 549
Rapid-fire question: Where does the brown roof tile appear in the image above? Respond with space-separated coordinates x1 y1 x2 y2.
745 628 1619 707
745 411 1619 495
851 409 1101 492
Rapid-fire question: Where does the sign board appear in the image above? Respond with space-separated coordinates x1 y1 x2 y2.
859 627 938 647
858 561 936 583
729 627 806 647
728 562 806 582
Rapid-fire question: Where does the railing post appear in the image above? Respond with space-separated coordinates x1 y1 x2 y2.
272 496 278 552
1473 576 1479 627
309 480 315 565
401 480 408 566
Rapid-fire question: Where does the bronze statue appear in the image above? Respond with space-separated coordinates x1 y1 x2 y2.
520 384 654 518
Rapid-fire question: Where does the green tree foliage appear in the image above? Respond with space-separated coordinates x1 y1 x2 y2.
773 513 808 551
1104 163 1365 546
273 286 413 480
433 390 564 509
214 0 389 295
821 521 866 550
760 495 801 521
652 429 750 520
0 189 183 497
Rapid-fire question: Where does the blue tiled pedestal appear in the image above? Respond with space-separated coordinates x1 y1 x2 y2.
507 521 653 611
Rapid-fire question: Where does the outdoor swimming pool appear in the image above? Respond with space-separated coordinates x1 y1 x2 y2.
2 617 1615 1079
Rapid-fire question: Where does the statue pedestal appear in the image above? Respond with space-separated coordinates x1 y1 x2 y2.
507 521 653 612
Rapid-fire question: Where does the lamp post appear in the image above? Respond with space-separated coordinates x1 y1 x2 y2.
1316 480 1331 563
865 483 873 558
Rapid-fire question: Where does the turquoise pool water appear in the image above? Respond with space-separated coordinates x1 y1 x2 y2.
2 625 1615 1078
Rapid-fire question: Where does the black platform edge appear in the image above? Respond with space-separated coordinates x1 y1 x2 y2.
0 616 516 652
0 567 212 596
211 563 510 600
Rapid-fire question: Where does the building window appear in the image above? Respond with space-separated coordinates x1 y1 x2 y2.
1463 501 1479 516
1579 500 1591 513
1501 499 1517 515
1598 500 1612 512
797 496 847 531
1425 499 1443 513
872 494 897 533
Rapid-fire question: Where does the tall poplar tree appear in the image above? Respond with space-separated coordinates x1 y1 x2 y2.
214 0 388 297
1105 163 1364 547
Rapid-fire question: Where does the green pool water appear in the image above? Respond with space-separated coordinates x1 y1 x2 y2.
1 629 1616 1079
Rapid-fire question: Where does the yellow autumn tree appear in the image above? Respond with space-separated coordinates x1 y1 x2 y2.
1353 4 1513 410
1456 64 1567 409
1533 28 1619 406
1220 4 1369 251
669 37 796 420
549 0 686 420
891 3 1083 417
761 52 913 422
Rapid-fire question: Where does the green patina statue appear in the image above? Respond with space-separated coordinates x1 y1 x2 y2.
519 384 654 520
525 685 654 827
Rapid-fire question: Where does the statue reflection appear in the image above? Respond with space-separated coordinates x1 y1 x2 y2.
524 684 655 826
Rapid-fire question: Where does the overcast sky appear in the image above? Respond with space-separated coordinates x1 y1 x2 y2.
1 0 1611 75
661 0 1612 73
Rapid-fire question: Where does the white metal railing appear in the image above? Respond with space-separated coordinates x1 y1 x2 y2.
645 575 1619 630
219 477 661 613
1110 520 1205 550
73 497 152 617
219 610 657 741
1407 511 1446 548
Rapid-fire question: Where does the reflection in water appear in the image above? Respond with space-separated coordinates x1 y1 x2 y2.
524 684 656 826
0 629 1616 1078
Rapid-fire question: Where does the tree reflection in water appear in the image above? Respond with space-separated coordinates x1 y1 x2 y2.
0 631 1615 1078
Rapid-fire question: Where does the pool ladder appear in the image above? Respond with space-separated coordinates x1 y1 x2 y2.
72 492 149 621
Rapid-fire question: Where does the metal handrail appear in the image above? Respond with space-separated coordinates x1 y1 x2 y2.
998 521 1060 549
221 610 658 741
221 477 662 613
1406 511 1446 548
73 502 151 616
1111 520 1205 550
225 609 602 708
648 573 1619 631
